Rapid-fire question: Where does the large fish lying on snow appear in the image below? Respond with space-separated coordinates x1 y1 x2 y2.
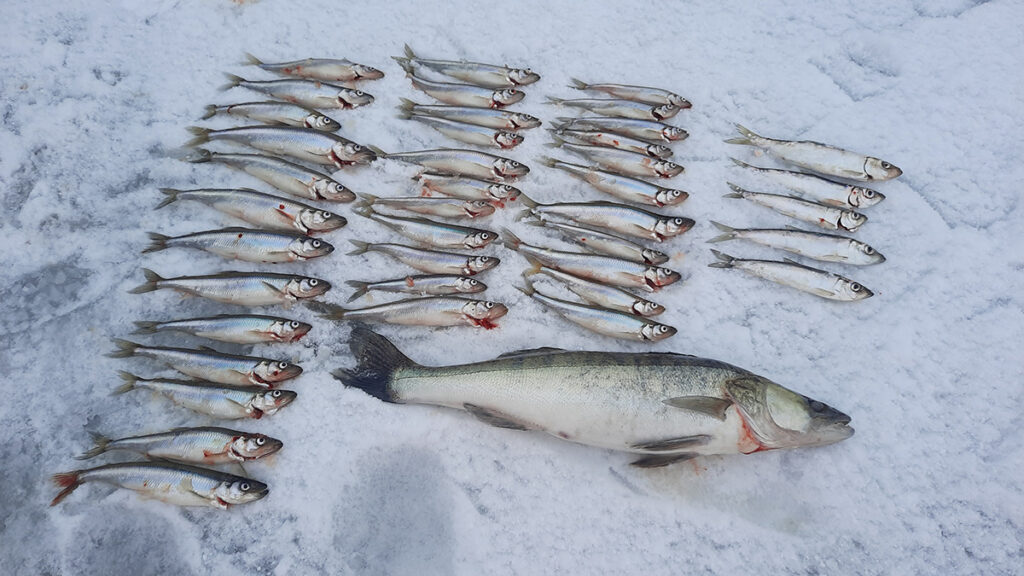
334 328 854 467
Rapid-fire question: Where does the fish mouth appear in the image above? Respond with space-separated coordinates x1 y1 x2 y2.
292 324 312 340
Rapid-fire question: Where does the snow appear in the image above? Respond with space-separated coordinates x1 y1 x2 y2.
1 0 1022 574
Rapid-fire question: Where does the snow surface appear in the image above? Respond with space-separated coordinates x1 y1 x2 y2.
2 1 1022 574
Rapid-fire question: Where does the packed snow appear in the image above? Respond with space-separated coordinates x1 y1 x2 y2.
1 1 1022 574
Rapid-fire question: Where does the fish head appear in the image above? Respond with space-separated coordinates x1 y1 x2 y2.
641 248 670 266
287 277 331 299
462 300 509 325
865 158 902 180
652 103 679 121
289 237 334 260
488 183 521 202
495 131 525 149
838 211 867 233
654 160 684 178
510 113 542 129
305 113 341 132
655 217 695 239
640 322 676 341
299 209 346 233
231 433 284 460
655 188 689 207
662 126 689 141
465 230 496 249
464 200 496 218
848 186 885 208
311 178 355 202
645 266 681 289
467 255 499 274
254 360 303 385
632 299 665 317
854 241 886 265
836 278 873 301
352 64 384 80
455 276 486 294
492 89 525 107
725 376 854 451
254 389 297 415
508 68 540 86
269 319 312 342
339 88 374 108
216 478 269 507
331 142 375 166
667 94 692 109
494 158 529 179
647 144 673 159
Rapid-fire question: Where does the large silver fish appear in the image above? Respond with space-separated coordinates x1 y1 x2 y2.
551 128 672 158
725 183 867 233
395 44 539 89
527 220 670 266
318 297 508 329
396 59 524 108
143 228 334 263
354 204 496 249
76 427 283 464
374 148 529 182
113 372 296 420
129 269 330 307
542 158 687 208
186 126 376 168
132 315 312 344
399 99 541 130
519 197 694 243
554 117 688 143
726 124 902 181
107 340 302 387
529 267 664 317
549 136 683 178
709 222 885 266
156 188 346 235
244 53 384 82
517 281 675 342
417 174 522 205
222 74 373 109
730 158 884 209
346 275 486 303
547 96 679 121
201 101 341 132
569 79 691 109
359 193 495 219
709 250 873 301
348 241 499 276
405 114 523 149
185 149 355 202
334 328 854 467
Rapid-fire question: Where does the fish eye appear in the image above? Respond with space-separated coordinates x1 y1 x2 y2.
469 279 479 285
309 279 319 286
289 321 300 328
320 211 331 218
240 482 250 491
850 283 862 292
479 233 491 240
862 189 875 198
881 162 892 169
810 400 825 412
355 91 364 96
673 218 684 225
255 437 266 446
278 362 289 369
312 240 321 248
484 302 494 309
271 390 282 397
511 161 520 167
480 256 492 263
864 246 875 255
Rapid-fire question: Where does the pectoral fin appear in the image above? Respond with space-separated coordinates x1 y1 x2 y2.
631 435 710 452
463 403 535 431
631 453 700 468
496 347 567 359
663 396 733 421
179 475 197 495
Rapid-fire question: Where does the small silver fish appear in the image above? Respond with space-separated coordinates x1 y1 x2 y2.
113 372 296 420
201 101 341 132
186 126 376 169
519 197 694 242
554 116 688 143
417 174 522 205
185 149 355 202
725 183 867 233
345 275 486 302
396 59 524 108
730 158 884 209
107 340 302 387
547 96 678 121
551 128 672 158
155 188 346 235
399 99 541 130
129 268 330 307
143 228 334 263
405 114 523 149
374 147 529 182
395 44 539 89
360 193 495 219
709 250 873 301
569 79 691 109
132 315 312 344
319 297 508 329
348 241 499 276
549 136 683 178
354 204 497 249
708 222 885 265
222 74 374 109
244 53 384 82
526 220 670 266
530 267 664 317
76 427 283 464
542 158 687 208
726 124 901 181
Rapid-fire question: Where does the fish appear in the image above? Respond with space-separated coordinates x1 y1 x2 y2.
201 101 341 132
554 116 688 143
517 281 676 342
395 44 539 88
568 79 691 109
244 53 384 82
395 58 524 108
708 222 885 265
76 427 283 464
155 188 346 235
550 128 672 158
107 340 302 387
113 372 296 420
345 275 486 303
708 250 873 301
724 183 867 233
222 74 373 109
318 297 508 329
185 126 376 169
546 96 678 121
548 136 683 178
499 228 679 292
730 158 884 209
143 228 334 263
359 193 495 219
373 148 529 182
541 158 687 208
333 328 854 467
726 124 902 181
417 174 522 204
184 149 355 202
399 99 541 130
348 241 499 276
50 461 269 508
526 220 670 265
132 315 312 344
354 204 497 250
528 267 665 317
129 269 330 307
518 197 694 243
404 113 523 149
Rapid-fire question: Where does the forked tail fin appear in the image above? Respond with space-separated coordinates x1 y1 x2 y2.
331 326 416 402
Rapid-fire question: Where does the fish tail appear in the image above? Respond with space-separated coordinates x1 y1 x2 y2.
546 96 565 105
132 320 161 335
112 371 140 394
729 157 756 170
403 44 416 59
184 126 211 147
331 326 415 402
347 239 370 256
106 339 141 359
344 280 369 303
397 98 417 119
129 268 165 294
555 116 574 124
50 471 83 506
538 156 560 168
200 104 218 120
707 221 737 244
497 227 522 252
357 193 378 207
243 52 263 66
568 78 588 90
707 249 736 268
514 280 536 299
514 208 536 223
724 124 761 146
543 133 565 149
182 147 213 164
392 56 414 75
220 73 245 92
317 302 349 321
76 431 111 460
351 201 374 218
366 144 388 158
142 232 170 254
723 182 751 199
155 188 180 210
